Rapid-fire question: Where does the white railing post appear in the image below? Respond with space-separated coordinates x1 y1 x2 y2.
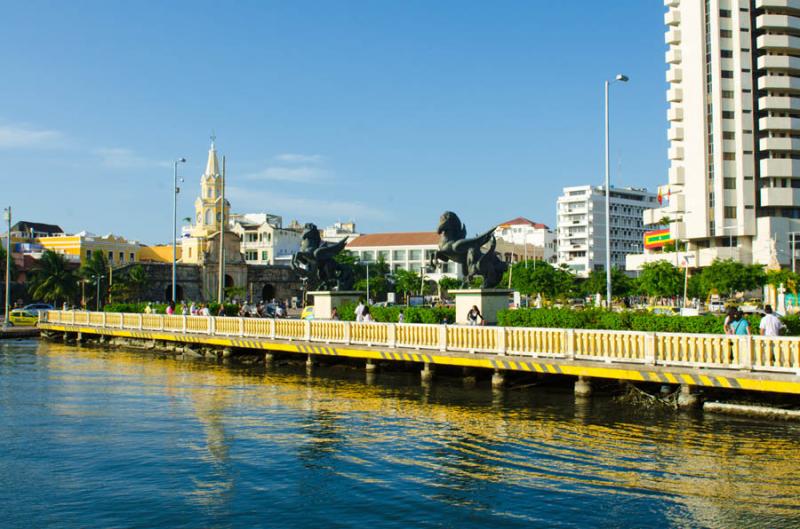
740 336 753 371
138 314 143 330
270 319 276 340
387 323 396 348
119 313 125 329
182 315 187 333
159 314 164 331
565 329 575 360
239 317 245 337
644 333 656 365
208 316 215 335
344 321 351 344
304 320 311 341
101 312 106 328
497 327 506 355
439 324 447 352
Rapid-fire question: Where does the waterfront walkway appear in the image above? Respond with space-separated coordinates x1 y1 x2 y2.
39 310 800 396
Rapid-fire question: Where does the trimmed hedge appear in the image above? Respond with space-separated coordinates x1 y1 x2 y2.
103 301 240 316
498 307 800 336
336 302 455 324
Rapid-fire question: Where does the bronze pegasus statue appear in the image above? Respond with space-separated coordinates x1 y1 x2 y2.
431 211 508 289
291 223 354 291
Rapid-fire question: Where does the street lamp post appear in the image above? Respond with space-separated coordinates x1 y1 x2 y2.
93 274 105 311
604 74 629 309
172 158 187 303
3 207 11 329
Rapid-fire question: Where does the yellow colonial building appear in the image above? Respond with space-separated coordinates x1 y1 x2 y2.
36 232 141 265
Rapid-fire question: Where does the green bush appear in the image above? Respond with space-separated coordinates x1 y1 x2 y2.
498 308 797 336
103 301 239 316
337 302 455 324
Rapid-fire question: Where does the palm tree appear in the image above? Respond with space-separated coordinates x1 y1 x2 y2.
80 250 108 307
126 264 148 301
28 250 78 305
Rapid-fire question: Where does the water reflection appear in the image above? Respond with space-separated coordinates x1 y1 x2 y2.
0 340 798 529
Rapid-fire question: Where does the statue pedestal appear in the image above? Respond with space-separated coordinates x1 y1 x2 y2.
451 289 513 325
308 291 364 320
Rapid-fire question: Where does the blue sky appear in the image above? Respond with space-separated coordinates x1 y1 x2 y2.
1 1 667 244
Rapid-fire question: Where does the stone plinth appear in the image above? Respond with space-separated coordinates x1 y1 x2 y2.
308 291 364 320
451 289 512 325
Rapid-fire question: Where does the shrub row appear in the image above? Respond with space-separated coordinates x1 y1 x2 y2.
102 302 240 316
336 302 455 324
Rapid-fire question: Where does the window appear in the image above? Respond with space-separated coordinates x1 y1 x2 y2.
130 253 134 261
409 249 422 261
722 90 734 99
119 252 124 262
723 152 736 160
724 178 737 189
361 251 374 262
719 9 731 17
724 206 737 219
721 50 733 58
86 250 91 259
723 131 735 140
261 251 269 261
378 250 390 261
721 70 734 78
108 251 113 262
722 111 735 119
721 29 733 38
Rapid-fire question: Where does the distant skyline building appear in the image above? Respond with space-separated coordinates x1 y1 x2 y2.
346 232 460 281
494 217 557 264
230 213 302 266
557 185 656 277
630 0 800 271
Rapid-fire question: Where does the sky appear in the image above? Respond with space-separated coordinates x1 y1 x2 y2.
1 1 668 245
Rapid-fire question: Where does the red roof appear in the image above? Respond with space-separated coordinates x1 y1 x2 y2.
497 217 549 230
347 232 438 248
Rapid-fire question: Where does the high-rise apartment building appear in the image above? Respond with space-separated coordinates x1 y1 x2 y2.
630 0 800 270
557 185 656 277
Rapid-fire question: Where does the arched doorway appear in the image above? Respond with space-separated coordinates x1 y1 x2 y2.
164 284 184 302
224 274 234 289
261 283 275 302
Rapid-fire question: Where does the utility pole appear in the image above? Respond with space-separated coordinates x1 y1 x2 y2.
217 156 226 303
3 207 11 328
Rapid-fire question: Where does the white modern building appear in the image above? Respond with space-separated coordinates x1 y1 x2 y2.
557 185 657 277
494 217 557 263
230 213 302 266
629 0 800 271
346 232 461 281
321 221 361 244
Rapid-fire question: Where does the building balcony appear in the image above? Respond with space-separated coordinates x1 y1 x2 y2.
756 0 799 8
667 106 683 121
759 136 800 151
758 54 800 73
761 187 800 206
643 207 671 226
666 48 682 64
756 14 800 32
666 66 682 83
669 165 685 185
757 75 800 92
757 33 800 52
665 9 680 26
667 126 684 141
667 87 683 102
758 115 800 131
758 96 800 112
665 28 681 45
760 158 800 176
668 145 684 160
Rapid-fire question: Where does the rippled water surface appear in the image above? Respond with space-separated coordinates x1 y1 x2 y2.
1 340 799 528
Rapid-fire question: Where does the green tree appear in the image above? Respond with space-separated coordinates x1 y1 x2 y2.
438 277 462 298
696 259 766 298
766 269 800 296
393 269 421 300
111 264 149 302
27 250 78 305
80 250 109 309
584 268 636 298
355 256 391 300
638 261 682 299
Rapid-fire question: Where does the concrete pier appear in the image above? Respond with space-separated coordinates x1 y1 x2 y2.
264 352 275 365
677 385 700 409
366 359 377 373
421 362 434 383
574 376 592 397
491 369 505 389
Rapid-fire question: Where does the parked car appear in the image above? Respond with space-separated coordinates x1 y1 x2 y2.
7 309 39 326
23 303 54 316
300 306 314 320
707 300 726 313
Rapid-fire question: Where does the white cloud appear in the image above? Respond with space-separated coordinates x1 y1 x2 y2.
274 153 324 164
94 147 170 169
227 186 389 222
0 123 62 149
241 165 328 183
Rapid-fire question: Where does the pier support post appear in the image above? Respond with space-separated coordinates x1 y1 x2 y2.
366 359 377 373
677 385 700 410
462 368 477 388
574 376 593 398
264 352 275 366
421 362 434 383
491 369 505 389
306 354 315 371
76 331 83 343
221 347 233 359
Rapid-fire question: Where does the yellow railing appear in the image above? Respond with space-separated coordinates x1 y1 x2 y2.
751 337 800 372
396 323 440 350
446 325 500 353
243 319 272 338
575 330 647 363
215 317 241 336
350 322 389 345
310 321 346 342
38 310 800 374
656 333 738 368
275 319 305 340
505 327 566 357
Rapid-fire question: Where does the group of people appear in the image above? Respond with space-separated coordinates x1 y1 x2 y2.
153 299 291 318
724 304 784 336
353 300 374 322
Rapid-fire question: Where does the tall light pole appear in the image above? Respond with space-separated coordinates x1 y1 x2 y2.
3 207 11 328
604 73 629 308
93 274 105 311
172 158 186 303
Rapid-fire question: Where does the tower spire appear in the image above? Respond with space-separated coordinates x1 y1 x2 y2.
205 133 219 177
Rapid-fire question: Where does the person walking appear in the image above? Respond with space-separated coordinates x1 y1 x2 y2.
181 302 189 316
730 310 751 336
165 301 175 315
759 305 783 336
331 307 339 321
361 306 373 323
723 306 737 335
398 311 405 324
467 305 483 326
354 299 365 322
